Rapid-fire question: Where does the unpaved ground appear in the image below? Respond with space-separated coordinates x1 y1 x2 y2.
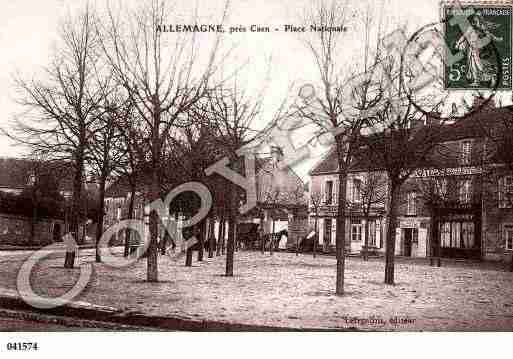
1 249 513 331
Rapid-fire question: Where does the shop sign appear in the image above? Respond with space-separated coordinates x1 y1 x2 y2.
399 218 421 228
411 166 482 178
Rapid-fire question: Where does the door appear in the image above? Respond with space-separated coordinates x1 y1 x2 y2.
404 228 413 256
324 218 332 251
53 222 62 242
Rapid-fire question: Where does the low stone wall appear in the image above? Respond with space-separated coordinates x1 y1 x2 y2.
0 214 62 246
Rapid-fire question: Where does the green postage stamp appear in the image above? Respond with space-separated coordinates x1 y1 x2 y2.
443 2 512 90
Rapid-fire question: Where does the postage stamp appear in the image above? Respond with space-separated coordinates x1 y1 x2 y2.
442 2 512 90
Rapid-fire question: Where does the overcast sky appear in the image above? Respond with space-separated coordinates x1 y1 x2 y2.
0 0 501 179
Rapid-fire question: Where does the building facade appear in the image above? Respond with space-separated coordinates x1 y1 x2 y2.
0 157 74 245
309 100 513 263
103 147 308 249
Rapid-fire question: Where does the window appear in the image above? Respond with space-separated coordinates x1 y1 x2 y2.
462 222 475 248
460 140 472 165
376 220 383 248
351 219 362 242
436 178 447 199
451 222 462 248
324 218 332 245
352 178 362 203
368 220 376 246
440 222 451 247
27 173 36 186
504 225 513 251
406 192 417 216
499 176 513 208
440 221 475 249
459 179 472 204
325 180 333 205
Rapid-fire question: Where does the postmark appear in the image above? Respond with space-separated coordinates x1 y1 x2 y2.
442 1 512 90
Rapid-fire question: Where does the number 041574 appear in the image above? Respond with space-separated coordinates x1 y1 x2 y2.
6 342 39 351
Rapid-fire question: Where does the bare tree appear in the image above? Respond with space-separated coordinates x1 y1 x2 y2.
169 119 224 262
4 6 103 268
368 80 445 284
297 0 384 294
410 172 452 267
353 171 388 260
309 190 323 258
89 96 128 262
194 82 272 276
99 0 226 281
469 100 513 272
113 122 146 257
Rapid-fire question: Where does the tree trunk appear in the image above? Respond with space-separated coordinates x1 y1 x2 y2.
296 234 299 256
146 166 160 282
335 171 347 295
185 212 193 266
216 213 224 256
363 214 370 261
429 208 441 267
313 215 318 258
64 150 85 269
436 215 441 267
221 219 226 255
385 182 400 285
225 209 236 276
235 227 239 252
270 217 275 255
124 182 136 257
95 174 107 263
208 217 215 258
330 137 349 295
260 212 265 254
197 219 205 261
185 246 193 266
31 197 37 244
226 192 237 277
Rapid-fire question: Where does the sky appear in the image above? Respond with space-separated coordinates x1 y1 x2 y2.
0 0 502 180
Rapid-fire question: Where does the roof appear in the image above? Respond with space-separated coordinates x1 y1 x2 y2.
256 156 307 207
105 155 308 208
309 104 513 176
0 157 74 192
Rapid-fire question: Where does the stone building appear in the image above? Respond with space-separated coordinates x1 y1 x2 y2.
103 147 308 249
0 157 74 246
308 98 513 263
309 151 387 254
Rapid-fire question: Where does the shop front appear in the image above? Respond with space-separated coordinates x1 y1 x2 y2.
395 217 430 257
433 205 481 259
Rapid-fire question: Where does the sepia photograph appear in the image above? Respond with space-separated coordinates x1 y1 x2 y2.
0 0 512 357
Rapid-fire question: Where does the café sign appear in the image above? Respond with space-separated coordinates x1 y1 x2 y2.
399 218 421 228
411 166 482 178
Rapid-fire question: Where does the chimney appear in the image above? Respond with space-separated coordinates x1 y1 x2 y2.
426 111 441 126
472 95 495 111
411 117 425 129
270 146 283 164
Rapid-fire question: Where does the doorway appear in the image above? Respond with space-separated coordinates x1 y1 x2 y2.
403 228 417 257
53 222 62 242
323 218 332 251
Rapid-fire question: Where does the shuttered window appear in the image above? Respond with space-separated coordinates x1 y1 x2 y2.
504 224 513 251
499 176 513 208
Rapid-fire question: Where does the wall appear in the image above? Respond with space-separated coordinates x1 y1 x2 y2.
0 214 62 246
482 169 513 261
